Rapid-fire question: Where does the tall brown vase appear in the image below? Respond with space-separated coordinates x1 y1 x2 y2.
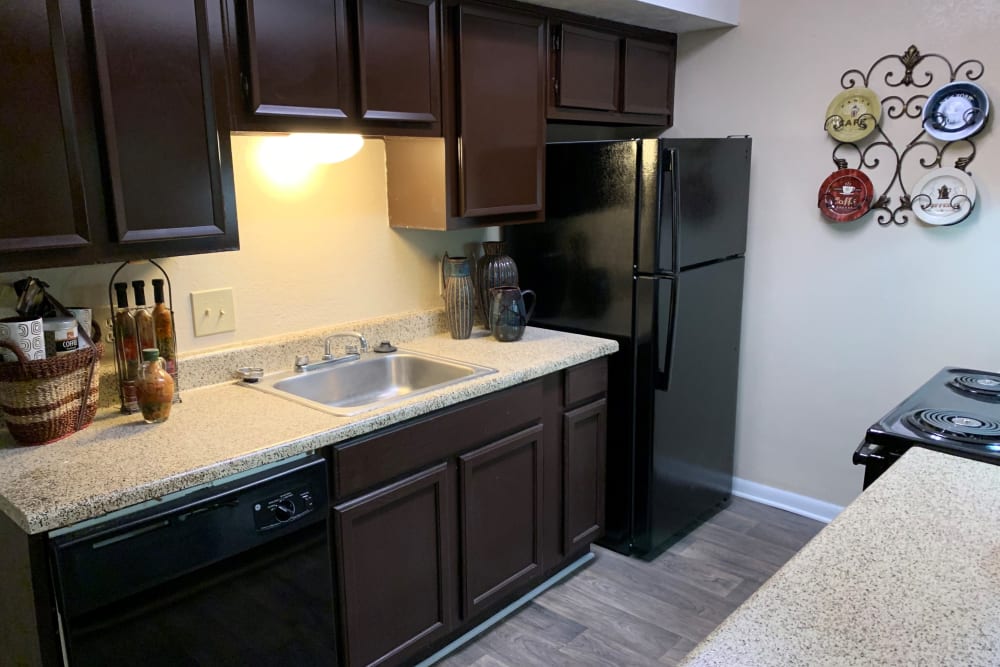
476 242 519 330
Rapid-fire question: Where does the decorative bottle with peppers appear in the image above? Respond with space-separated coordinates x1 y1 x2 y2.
151 278 180 403
137 348 174 423
131 280 156 351
113 282 140 413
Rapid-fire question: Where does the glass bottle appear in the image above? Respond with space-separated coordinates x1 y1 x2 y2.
137 348 174 423
131 280 156 351
113 282 140 413
151 278 179 402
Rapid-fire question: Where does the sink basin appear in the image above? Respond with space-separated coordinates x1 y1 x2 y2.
251 350 496 416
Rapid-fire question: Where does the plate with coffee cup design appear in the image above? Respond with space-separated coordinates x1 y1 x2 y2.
818 168 874 222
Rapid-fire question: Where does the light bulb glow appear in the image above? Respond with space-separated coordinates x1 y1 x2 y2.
287 133 364 164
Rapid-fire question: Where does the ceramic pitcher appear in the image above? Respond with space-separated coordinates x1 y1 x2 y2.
442 253 474 339
488 287 536 342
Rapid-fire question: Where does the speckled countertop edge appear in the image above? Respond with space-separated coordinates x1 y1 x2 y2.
0 322 617 534
680 448 1000 667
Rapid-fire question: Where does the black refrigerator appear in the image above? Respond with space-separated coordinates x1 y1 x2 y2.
505 137 752 557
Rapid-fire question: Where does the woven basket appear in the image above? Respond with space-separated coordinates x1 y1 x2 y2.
0 340 103 446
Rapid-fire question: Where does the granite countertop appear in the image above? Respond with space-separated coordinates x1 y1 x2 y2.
681 447 1000 666
0 325 617 535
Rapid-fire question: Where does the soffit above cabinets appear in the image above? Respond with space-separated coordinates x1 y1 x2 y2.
519 0 739 32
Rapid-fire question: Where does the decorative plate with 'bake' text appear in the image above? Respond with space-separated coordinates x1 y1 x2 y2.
817 169 874 222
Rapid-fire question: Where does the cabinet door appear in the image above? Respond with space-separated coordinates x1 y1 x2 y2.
89 0 237 252
358 0 440 124
621 37 674 118
333 463 454 667
459 424 543 618
554 24 619 112
456 4 545 218
563 398 607 550
0 1 103 267
242 0 353 119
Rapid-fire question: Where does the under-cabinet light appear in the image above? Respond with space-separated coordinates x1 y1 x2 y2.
287 132 364 164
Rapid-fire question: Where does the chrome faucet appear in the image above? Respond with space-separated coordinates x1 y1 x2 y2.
323 331 369 359
294 332 369 372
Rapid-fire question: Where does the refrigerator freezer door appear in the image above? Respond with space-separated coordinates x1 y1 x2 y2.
661 138 751 270
505 140 639 338
643 258 745 554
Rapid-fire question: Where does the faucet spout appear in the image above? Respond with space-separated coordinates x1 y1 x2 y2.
323 331 370 360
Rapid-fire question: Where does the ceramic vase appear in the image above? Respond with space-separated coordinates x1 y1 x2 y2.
442 254 474 339
488 287 536 342
477 241 519 330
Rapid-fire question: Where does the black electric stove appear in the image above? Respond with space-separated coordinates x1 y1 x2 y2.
854 367 1000 488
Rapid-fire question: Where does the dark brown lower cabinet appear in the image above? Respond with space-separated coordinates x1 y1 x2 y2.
333 463 455 667
459 424 543 618
331 360 608 666
563 398 607 550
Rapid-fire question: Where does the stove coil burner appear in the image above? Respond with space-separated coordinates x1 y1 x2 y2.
949 372 1000 399
905 409 1000 445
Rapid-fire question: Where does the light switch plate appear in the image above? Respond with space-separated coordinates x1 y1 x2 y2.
191 288 236 337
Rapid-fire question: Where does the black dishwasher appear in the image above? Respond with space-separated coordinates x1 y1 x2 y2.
50 454 337 666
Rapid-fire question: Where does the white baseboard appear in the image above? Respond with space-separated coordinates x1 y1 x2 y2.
732 478 844 524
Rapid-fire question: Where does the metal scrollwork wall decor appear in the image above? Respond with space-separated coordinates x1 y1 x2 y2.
819 45 988 226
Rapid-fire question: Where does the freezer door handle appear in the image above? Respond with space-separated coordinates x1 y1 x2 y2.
655 278 676 391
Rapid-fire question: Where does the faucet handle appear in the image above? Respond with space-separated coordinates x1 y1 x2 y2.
294 354 310 371
345 344 359 355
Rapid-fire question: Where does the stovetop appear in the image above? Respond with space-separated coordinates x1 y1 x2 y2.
865 367 1000 464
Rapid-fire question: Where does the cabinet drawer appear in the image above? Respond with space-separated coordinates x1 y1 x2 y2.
564 358 608 407
332 380 543 499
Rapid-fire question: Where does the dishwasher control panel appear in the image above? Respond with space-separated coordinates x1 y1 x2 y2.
253 486 318 531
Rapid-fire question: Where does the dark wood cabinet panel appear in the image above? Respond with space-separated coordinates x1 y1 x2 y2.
89 0 237 250
455 4 545 218
333 463 454 667
554 24 619 111
0 1 103 265
458 424 543 618
563 398 607 550
243 0 353 118
622 36 674 118
548 21 675 127
358 0 440 123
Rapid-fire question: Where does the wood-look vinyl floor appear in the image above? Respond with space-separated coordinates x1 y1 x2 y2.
437 498 824 667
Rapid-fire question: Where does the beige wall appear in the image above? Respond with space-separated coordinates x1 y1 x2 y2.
666 0 1000 505
0 136 491 354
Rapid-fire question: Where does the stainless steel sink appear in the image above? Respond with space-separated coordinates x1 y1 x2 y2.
251 350 496 416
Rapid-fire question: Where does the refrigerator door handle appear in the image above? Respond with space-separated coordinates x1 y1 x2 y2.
655 279 677 391
656 148 679 274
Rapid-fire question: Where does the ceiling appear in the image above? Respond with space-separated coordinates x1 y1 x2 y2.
520 0 740 33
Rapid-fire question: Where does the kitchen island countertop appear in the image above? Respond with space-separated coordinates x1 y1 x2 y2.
680 447 1000 666
0 326 617 535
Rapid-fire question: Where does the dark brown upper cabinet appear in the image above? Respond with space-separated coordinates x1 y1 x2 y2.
1 0 239 272
385 1 546 230
622 37 675 117
241 0 354 119
553 24 619 112
358 0 441 124
549 22 676 127
89 0 237 254
0 1 105 268
454 3 546 219
231 0 442 135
